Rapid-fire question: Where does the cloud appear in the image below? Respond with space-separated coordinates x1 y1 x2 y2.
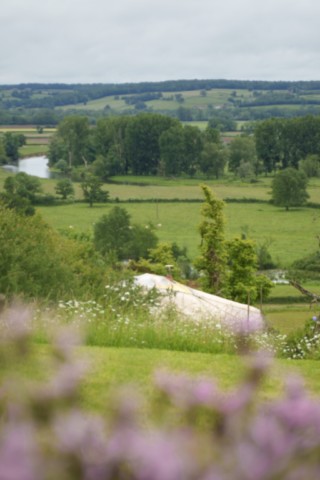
0 0 319 83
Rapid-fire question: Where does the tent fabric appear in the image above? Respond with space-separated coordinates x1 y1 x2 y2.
134 273 264 332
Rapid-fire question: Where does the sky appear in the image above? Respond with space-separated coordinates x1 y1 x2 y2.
1 0 320 84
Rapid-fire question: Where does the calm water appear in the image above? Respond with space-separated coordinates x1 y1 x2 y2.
19 156 50 178
2 156 50 179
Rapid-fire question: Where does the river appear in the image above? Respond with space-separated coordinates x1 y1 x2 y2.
2 156 50 179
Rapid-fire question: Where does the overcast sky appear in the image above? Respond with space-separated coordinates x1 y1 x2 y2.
1 0 319 84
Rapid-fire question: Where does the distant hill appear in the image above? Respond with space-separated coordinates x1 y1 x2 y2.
1 79 320 125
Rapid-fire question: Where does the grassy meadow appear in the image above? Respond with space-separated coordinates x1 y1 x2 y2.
37 199 320 267
58 88 255 112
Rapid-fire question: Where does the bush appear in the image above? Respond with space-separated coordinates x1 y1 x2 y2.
0 206 109 301
291 250 320 272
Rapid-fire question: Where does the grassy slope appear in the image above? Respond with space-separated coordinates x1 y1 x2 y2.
57 88 255 112
81 347 320 410
27 344 320 412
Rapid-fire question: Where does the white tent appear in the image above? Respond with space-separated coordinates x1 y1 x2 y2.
134 273 264 332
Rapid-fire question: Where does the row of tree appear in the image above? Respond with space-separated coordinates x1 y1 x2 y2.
4 79 320 109
48 114 230 178
255 115 320 172
47 113 320 180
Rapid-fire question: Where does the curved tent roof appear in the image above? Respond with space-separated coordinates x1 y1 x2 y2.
134 273 264 332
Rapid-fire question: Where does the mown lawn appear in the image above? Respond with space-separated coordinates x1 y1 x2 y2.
13 343 320 413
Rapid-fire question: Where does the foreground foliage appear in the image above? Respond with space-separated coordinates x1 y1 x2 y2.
0 205 112 301
2 306 320 479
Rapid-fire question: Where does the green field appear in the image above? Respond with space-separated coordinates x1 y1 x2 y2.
37 200 320 267
13 343 320 413
19 144 49 156
59 88 254 113
2 166 320 267
81 348 320 408
78 347 320 410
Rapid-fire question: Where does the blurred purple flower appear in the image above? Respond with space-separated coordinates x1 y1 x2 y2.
0 422 40 480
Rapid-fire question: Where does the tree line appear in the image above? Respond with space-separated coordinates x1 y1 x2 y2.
3 79 320 109
45 113 320 181
48 114 228 179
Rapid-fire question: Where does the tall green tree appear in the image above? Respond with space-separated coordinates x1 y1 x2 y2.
227 237 273 303
125 114 177 175
94 207 132 259
254 119 284 173
55 178 75 200
3 132 25 163
94 116 131 175
81 175 109 207
196 185 273 302
299 154 320 178
199 142 227 179
272 167 309 210
93 206 158 261
208 112 236 132
181 125 203 177
55 116 90 168
228 136 259 175
0 139 8 165
159 124 185 176
196 185 227 294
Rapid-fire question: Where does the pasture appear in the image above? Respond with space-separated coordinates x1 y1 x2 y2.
58 88 255 113
37 200 320 267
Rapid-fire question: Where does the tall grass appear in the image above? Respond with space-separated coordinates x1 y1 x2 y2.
31 279 320 361
34 283 238 355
